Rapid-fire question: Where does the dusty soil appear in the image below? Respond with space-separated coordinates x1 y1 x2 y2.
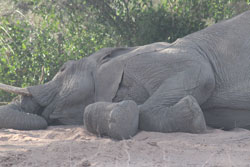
0 125 250 167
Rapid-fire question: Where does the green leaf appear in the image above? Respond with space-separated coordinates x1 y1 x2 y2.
22 43 27 50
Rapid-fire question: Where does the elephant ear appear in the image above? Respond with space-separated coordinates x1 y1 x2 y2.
92 48 128 102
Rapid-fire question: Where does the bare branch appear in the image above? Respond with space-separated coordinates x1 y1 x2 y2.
39 66 45 84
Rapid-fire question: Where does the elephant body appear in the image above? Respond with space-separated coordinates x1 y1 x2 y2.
1 11 250 139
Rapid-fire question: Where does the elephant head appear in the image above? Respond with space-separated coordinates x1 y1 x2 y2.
28 58 96 125
0 47 129 130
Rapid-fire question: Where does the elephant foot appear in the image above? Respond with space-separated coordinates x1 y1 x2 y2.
139 95 207 133
171 95 207 133
84 100 139 140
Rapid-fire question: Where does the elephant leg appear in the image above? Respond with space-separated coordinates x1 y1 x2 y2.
140 95 207 133
0 103 47 130
84 100 139 140
139 62 215 133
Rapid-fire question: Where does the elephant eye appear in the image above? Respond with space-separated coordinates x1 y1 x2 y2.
60 66 66 72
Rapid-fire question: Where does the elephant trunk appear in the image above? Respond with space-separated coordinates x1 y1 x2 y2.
0 104 47 130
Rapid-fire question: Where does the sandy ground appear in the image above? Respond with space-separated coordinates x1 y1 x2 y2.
0 126 250 167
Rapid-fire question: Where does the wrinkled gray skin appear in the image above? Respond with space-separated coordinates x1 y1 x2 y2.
1 11 250 139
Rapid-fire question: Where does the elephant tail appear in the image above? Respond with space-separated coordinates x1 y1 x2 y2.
0 104 47 130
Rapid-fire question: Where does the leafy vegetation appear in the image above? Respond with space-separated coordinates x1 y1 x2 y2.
0 0 249 101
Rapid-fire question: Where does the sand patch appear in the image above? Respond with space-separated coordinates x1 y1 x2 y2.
0 126 250 167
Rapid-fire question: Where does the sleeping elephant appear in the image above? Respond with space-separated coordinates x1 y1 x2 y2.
1 11 250 139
